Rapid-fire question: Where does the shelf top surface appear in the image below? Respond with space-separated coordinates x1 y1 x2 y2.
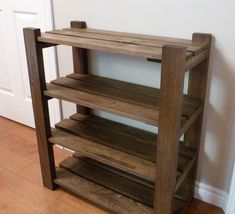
37 27 209 60
44 73 202 126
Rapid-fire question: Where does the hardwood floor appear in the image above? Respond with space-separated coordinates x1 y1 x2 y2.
0 116 224 214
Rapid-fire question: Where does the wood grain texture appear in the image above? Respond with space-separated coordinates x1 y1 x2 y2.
183 33 212 202
49 115 195 185
44 74 201 126
55 167 154 214
50 128 156 181
70 21 90 115
59 156 154 206
0 116 224 214
49 28 205 54
38 32 194 60
155 45 187 214
26 23 212 214
23 28 56 190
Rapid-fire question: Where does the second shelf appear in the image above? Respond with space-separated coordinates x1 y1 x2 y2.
44 73 202 127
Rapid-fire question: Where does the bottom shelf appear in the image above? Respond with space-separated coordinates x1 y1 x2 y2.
55 156 188 214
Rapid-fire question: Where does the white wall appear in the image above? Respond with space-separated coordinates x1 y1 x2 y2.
52 0 235 195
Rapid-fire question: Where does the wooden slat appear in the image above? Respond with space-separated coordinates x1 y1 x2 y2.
70 112 196 163
56 118 156 162
50 128 156 181
38 33 163 60
69 114 196 160
67 73 201 108
56 117 193 172
175 156 197 191
37 32 193 60
55 167 153 214
64 28 194 45
50 115 196 182
179 105 203 136
55 167 187 214
185 49 209 71
73 155 154 189
60 156 154 206
70 113 157 145
49 28 204 55
44 74 201 126
45 83 159 125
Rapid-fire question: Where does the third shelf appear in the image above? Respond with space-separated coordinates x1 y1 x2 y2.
50 113 196 188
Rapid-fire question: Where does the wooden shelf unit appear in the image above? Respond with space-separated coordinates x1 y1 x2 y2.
24 21 211 214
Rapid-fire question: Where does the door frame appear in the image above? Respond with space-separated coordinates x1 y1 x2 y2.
41 0 61 126
226 160 235 214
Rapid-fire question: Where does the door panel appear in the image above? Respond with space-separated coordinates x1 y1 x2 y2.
0 0 60 127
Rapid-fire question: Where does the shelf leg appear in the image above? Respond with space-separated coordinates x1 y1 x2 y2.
183 33 212 199
24 28 56 190
154 45 187 214
71 21 90 115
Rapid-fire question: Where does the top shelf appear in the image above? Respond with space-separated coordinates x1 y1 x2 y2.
37 27 209 61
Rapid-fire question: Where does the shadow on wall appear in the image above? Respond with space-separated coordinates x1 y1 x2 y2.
197 37 235 192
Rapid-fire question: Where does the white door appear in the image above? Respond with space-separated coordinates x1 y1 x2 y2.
0 0 60 127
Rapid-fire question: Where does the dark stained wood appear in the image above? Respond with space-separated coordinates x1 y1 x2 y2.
60 156 192 208
0 116 223 214
49 127 193 183
44 74 201 126
56 116 194 167
70 21 90 115
155 45 187 214
175 156 197 191
59 156 154 206
23 28 56 190
183 33 212 203
63 27 203 47
185 49 209 71
49 28 205 55
50 128 156 181
187 33 212 100
55 167 154 214
55 167 187 214
25 23 212 214
38 32 194 61
55 118 157 162
70 113 157 145
45 82 159 125
74 155 155 188
67 73 201 108
179 105 203 137
49 115 196 185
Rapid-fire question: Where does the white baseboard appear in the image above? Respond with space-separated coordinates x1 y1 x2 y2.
195 181 228 212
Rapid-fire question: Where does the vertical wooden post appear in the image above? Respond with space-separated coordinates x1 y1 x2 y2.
183 33 212 196
24 28 56 190
154 45 187 214
70 21 89 115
